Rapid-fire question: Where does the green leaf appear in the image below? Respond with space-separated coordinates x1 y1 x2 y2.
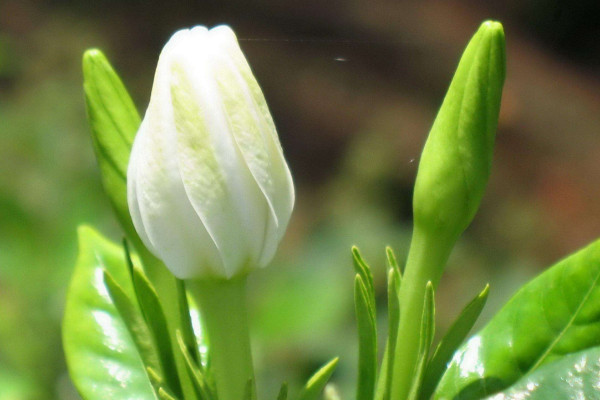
83 49 140 239
482 346 600 400
130 265 182 397
434 238 600 399
354 274 377 400
276 382 288 400
420 284 489 400
298 357 339 400
63 226 156 399
407 282 435 400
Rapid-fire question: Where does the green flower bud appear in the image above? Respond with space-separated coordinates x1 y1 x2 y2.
413 20 505 243
391 21 506 400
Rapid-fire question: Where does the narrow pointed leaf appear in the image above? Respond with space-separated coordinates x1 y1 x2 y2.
158 387 179 400
352 246 376 317
63 226 156 399
83 49 140 238
435 238 600 399
420 284 489 400
176 330 214 400
408 282 435 400
131 266 181 396
103 270 162 378
177 279 203 367
355 274 377 400
375 266 401 400
298 357 339 400
386 246 402 280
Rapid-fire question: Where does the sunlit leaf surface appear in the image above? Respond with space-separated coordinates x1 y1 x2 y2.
434 238 600 399
63 226 155 399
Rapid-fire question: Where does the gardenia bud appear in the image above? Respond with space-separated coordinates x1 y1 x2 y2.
412 21 505 243
127 25 294 279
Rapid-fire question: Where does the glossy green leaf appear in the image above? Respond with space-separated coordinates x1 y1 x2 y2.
63 226 156 399
407 282 435 400
483 346 600 400
298 357 339 400
420 284 489 400
354 274 377 400
83 49 140 239
434 238 600 399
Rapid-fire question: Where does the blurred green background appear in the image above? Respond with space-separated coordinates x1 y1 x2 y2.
1 0 600 398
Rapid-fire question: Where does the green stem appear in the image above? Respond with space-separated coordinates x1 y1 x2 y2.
188 277 255 400
390 227 453 400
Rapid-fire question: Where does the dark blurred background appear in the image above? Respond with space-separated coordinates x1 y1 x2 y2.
1 0 600 399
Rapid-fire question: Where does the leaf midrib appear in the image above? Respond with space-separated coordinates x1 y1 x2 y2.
528 266 600 373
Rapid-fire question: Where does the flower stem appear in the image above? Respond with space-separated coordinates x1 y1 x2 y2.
188 277 255 400
390 227 453 400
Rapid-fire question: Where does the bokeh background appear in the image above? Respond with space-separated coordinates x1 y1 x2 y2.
1 0 600 399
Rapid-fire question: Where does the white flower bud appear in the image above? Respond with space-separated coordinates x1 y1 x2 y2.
127 25 295 279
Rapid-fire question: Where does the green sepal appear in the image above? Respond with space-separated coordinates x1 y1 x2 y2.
158 387 179 400
176 330 215 400
354 274 377 400
147 367 164 394
375 263 402 400
385 246 402 280
407 282 435 400
352 246 376 318
276 382 288 400
243 379 255 400
177 279 204 368
298 357 340 400
419 284 489 400
129 263 182 397
82 49 140 240
102 270 162 380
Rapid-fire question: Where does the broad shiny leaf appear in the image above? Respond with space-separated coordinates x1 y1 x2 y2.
63 226 155 399
484 346 600 400
434 238 600 399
